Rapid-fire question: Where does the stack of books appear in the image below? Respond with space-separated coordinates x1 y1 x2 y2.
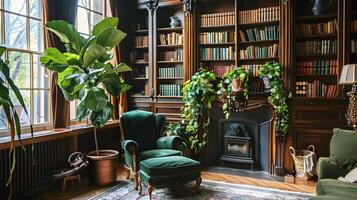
212 65 235 77
296 81 337 98
352 39 357 53
297 20 337 35
242 64 262 77
159 33 183 45
238 6 280 24
200 12 235 27
158 66 183 78
200 31 235 44
135 36 149 47
239 44 279 59
239 26 279 42
296 60 338 76
160 50 183 61
352 20 357 33
133 66 149 78
296 40 337 55
159 84 182 96
200 47 235 60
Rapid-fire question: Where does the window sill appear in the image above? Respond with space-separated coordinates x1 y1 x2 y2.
0 120 120 150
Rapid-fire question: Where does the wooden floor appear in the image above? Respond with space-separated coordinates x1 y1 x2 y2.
34 165 315 200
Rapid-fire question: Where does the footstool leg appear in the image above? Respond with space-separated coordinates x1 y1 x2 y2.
148 185 154 200
196 177 202 193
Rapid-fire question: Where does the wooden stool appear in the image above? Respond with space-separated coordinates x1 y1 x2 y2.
61 173 81 191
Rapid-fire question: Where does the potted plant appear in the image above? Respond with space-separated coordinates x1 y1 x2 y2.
218 67 249 119
40 17 131 186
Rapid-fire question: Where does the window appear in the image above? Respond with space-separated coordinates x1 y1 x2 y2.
0 0 51 135
70 0 106 122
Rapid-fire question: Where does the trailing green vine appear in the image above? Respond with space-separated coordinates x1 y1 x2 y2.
259 61 292 135
179 68 218 153
218 67 249 119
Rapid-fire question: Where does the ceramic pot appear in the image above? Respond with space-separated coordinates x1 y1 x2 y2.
170 16 180 28
231 78 243 92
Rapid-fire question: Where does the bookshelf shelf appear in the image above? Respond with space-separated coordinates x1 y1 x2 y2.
238 39 279 45
297 13 337 21
134 46 149 49
296 33 337 40
132 77 149 80
157 27 183 32
157 60 183 64
134 29 148 33
158 77 184 80
200 25 235 29
130 95 151 98
135 61 149 65
157 44 183 48
239 57 279 61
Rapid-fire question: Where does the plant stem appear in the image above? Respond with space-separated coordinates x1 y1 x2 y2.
94 127 99 156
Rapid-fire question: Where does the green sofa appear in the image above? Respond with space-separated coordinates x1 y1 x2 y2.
310 128 357 200
120 110 183 190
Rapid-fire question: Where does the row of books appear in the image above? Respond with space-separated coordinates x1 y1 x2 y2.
239 26 279 42
200 47 235 60
135 36 149 47
351 39 357 53
297 20 337 35
159 84 182 96
133 66 149 78
200 31 235 44
242 64 263 77
296 40 337 56
159 50 183 61
212 65 235 77
159 33 183 45
296 60 338 76
352 20 357 33
239 44 279 59
238 6 280 24
295 81 337 98
200 12 235 27
158 66 183 78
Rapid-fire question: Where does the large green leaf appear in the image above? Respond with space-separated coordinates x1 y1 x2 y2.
101 73 131 97
40 48 68 72
83 87 108 112
83 45 106 68
45 20 85 52
57 67 87 100
75 101 90 121
113 63 132 73
92 17 118 36
96 27 126 49
90 103 114 128
0 46 5 57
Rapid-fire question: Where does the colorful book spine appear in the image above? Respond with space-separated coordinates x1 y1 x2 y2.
159 84 182 96
296 81 337 98
135 36 149 47
158 66 183 78
160 50 183 61
200 47 235 60
238 6 280 24
159 32 183 45
242 64 263 77
239 26 279 42
239 44 279 59
297 20 337 35
212 65 235 77
200 12 235 27
296 60 338 76
200 31 235 44
296 40 337 55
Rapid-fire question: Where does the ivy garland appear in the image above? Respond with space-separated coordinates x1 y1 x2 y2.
179 68 218 153
218 67 249 119
259 61 292 135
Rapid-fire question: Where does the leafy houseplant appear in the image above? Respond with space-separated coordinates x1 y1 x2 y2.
40 17 131 186
179 68 217 154
218 67 249 119
0 46 33 193
259 61 291 135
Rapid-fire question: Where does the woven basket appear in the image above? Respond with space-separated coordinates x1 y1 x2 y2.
289 145 316 179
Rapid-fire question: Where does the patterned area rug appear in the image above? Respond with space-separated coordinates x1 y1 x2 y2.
89 180 314 200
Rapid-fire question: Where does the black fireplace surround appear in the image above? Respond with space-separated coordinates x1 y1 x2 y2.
204 105 273 172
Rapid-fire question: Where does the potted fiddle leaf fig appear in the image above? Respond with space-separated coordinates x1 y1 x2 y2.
40 17 131 186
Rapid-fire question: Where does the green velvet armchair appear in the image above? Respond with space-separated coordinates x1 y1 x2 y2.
120 110 183 190
310 128 357 200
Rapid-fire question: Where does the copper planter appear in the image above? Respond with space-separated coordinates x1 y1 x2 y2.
87 149 119 186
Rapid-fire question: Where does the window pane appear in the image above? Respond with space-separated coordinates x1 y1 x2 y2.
5 13 27 49
0 108 7 130
33 55 50 89
77 7 91 34
78 0 89 9
91 0 103 12
70 100 79 120
91 12 103 29
8 51 30 89
30 19 42 51
33 90 50 124
4 0 27 15
29 0 41 19
11 90 30 126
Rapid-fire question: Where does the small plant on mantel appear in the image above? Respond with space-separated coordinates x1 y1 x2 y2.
178 68 217 154
218 67 249 119
259 61 291 135
40 17 131 186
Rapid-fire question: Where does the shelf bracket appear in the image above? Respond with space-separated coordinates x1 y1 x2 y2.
183 0 193 14
146 0 159 15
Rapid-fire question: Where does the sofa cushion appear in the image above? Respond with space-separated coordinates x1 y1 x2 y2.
316 179 357 198
140 156 200 176
139 149 181 161
330 129 357 170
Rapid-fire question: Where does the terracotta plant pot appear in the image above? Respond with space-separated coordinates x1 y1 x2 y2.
231 78 243 92
87 149 119 186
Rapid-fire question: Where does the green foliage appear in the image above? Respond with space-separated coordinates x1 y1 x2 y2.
259 61 292 135
40 17 132 128
0 46 33 187
179 68 217 154
218 67 249 119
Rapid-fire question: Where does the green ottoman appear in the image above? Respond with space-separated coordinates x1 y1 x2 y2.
139 156 201 199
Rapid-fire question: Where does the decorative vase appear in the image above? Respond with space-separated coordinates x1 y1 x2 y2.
170 16 180 28
310 0 333 15
262 76 271 93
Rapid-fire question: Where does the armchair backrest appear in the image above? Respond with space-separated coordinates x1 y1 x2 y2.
330 128 357 170
120 110 165 151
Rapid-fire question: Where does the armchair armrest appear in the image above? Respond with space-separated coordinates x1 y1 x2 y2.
121 140 139 172
317 157 349 180
121 139 138 152
156 135 183 150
